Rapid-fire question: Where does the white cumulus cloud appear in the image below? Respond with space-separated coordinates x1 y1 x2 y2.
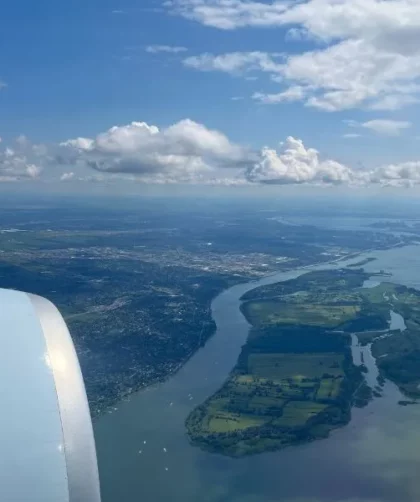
183 51 283 75
245 137 356 185
60 172 75 181
168 0 420 40
369 161 420 187
58 124 420 188
0 140 43 181
171 0 420 111
4 124 420 188
166 0 290 29
243 136 420 187
60 119 256 183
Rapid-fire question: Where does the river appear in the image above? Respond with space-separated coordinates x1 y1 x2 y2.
94 244 420 502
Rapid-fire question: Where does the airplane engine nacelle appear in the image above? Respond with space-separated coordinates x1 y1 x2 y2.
0 288 101 502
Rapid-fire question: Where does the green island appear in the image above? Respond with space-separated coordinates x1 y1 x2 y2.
186 268 420 457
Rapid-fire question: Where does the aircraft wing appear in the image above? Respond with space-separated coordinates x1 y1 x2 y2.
0 288 101 502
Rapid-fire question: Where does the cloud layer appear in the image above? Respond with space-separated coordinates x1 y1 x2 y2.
60 119 256 183
174 0 420 111
57 119 420 188
247 136 420 187
3 118 420 187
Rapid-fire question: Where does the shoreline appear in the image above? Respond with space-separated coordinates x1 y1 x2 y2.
93 240 417 420
91 251 365 418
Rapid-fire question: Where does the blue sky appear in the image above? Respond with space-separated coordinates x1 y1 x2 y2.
1 0 420 187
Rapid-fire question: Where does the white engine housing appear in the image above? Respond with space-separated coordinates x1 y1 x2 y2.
0 289 101 502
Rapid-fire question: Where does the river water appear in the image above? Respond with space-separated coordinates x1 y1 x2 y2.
94 244 420 502
350 303 407 390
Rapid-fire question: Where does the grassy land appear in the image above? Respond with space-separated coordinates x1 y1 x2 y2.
187 268 420 456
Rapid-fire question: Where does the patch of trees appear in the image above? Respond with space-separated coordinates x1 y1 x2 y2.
241 325 348 359
340 314 388 332
378 350 420 385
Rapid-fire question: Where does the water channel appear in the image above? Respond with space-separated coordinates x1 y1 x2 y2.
95 244 420 502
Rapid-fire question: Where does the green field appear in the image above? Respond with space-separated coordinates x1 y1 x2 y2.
273 402 328 427
186 348 352 456
316 378 342 401
360 282 398 304
209 414 267 432
247 353 344 380
243 301 360 328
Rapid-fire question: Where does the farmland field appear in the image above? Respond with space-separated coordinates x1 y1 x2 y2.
243 301 360 328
